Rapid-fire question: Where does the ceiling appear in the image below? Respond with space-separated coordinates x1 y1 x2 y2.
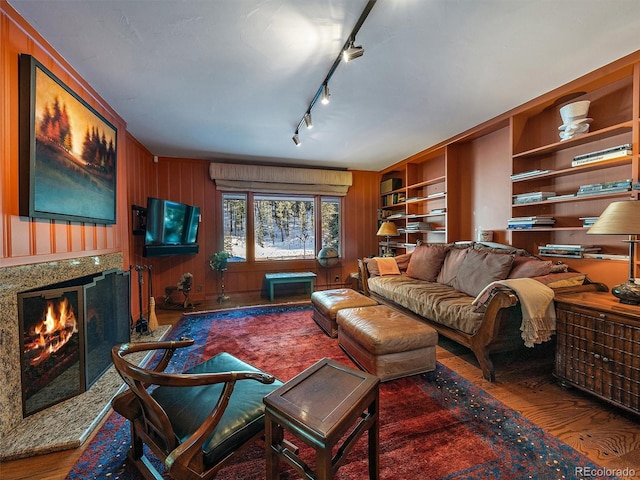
8 0 640 172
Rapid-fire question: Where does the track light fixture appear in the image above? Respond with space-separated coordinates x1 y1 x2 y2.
321 84 330 105
343 40 364 62
291 0 376 146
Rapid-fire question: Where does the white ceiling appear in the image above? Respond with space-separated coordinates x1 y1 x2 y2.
8 0 640 171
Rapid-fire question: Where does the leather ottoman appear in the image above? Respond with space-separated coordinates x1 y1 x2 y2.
310 288 378 337
337 305 438 381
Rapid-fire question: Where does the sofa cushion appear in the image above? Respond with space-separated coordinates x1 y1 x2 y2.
406 244 448 282
451 249 514 297
368 275 485 335
436 247 469 285
508 256 553 278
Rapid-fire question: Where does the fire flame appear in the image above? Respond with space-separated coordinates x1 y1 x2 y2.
24 297 78 367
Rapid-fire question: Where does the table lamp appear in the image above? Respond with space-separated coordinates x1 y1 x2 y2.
587 200 640 305
377 221 399 257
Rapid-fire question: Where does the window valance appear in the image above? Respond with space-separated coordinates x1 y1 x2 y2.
209 163 352 196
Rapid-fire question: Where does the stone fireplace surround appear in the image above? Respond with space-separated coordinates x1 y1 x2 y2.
0 253 128 459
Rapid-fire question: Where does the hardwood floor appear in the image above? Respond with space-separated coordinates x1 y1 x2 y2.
2 293 639 480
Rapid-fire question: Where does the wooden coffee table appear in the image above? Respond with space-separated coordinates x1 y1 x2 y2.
264 358 380 480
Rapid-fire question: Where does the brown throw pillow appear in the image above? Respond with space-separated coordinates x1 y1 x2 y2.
394 252 413 272
451 249 515 297
508 256 553 279
436 247 469 285
406 244 448 282
364 257 380 277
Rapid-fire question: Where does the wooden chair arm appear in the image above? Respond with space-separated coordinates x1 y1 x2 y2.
128 369 276 388
115 338 195 374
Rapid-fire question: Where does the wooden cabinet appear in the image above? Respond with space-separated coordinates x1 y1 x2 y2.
508 65 639 262
378 147 460 254
554 291 640 416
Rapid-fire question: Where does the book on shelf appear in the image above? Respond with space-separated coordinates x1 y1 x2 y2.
430 207 446 214
427 192 446 199
406 221 431 231
510 169 552 180
576 179 631 196
538 244 601 258
512 191 556 204
377 209 392 219
405 196 426 203
579 217 599 227
572 144 632 167
540 244 598 251
386 213 405 219
507 216 555 229
582 253 629 261
547 193 576 201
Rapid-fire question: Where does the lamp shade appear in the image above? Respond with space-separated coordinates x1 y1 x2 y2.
587 201 640 235
377 221 399 237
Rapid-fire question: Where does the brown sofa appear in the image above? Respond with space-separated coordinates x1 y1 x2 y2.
358 241 605 381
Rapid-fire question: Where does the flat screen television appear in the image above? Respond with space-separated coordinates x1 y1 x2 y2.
143 197 201 257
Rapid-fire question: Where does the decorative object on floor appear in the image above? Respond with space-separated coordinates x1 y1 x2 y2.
68 305 611 480
316 246 339 267
160 272 196 310
111 339 282 480
131 265 149 334
376 220 399 256
146 265 158 332
558 100 591 141
588 199 640 305
210 251 232 303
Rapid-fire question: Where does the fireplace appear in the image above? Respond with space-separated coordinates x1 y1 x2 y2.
17 269 130 417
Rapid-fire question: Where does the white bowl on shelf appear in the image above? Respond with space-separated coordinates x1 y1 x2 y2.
559 100 591 125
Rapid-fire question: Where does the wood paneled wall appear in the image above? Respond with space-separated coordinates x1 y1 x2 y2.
1 1 129 268
126 155 380 304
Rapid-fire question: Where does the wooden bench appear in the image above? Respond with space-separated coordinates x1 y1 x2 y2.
265 272 317 301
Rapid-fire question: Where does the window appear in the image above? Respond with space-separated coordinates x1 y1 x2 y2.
221 193 341 262
321 197 341 251
254 195 315 260
222 193 247 262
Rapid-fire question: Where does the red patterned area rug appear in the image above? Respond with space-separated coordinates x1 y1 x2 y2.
67 304 612 480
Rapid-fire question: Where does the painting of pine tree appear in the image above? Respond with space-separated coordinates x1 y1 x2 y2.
20 55 117 224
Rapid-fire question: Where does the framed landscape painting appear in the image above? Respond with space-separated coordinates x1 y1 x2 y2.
19 54 117 224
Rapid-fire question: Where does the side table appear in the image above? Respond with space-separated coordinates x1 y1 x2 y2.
264 358 380 480
554 291 640 416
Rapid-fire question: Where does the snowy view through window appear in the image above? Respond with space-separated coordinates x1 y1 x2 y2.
222 193 340 261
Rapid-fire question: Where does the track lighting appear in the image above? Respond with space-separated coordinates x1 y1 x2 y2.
321 84 330 105
343 41 364 62
290 0 376 146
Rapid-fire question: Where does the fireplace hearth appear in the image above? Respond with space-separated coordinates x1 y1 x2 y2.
17 269 130 417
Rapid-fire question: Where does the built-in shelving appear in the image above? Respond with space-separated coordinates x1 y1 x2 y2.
378 148 459 255
508 64 638 260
